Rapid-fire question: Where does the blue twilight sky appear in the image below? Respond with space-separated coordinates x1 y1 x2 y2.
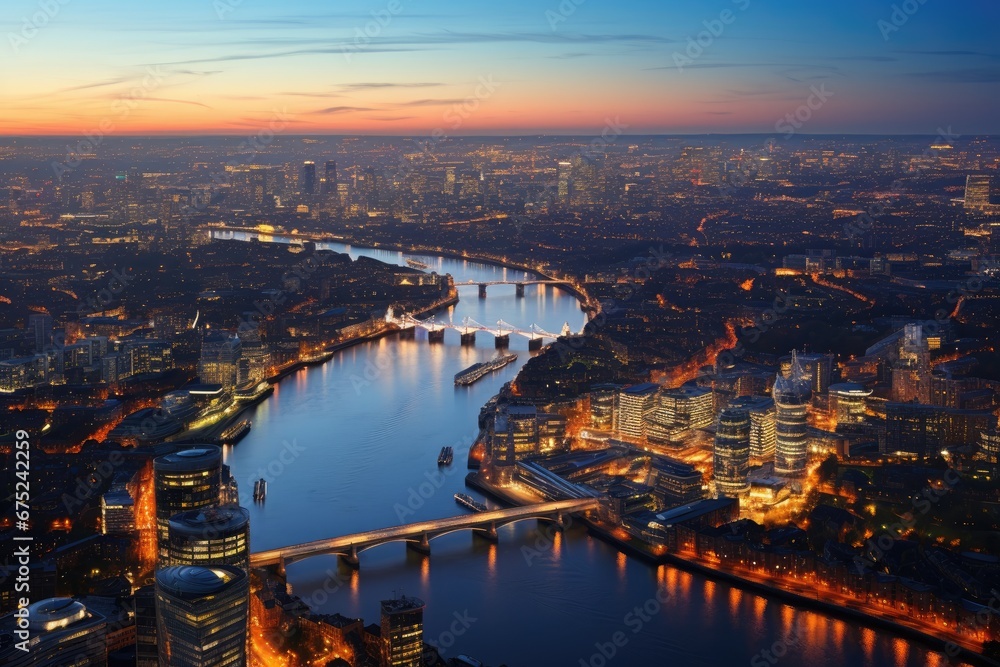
1 0 999 134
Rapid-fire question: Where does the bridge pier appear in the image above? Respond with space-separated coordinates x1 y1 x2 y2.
398 326 416 340
515 283 525 298
528 336 543 351
427 328 445 343
478 284 488 299
407 534 432 556
340 545 360 569
460 331 476 346
494 334 510 349
476 521 499 542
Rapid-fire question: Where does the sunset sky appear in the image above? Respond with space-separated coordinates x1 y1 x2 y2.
2 0 999 135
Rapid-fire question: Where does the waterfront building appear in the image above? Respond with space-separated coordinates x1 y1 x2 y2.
154 446 223 563
650 456 704 507
729 396 776 466
774 351 811 478
379 596 425 667
616 383 658 442
0 598 107 667
714 407 751 498
168 505 250 572
155 566 248 667
198 332 242 390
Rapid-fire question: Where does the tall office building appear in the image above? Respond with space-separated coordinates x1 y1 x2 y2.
714 407 751 498
155 566 248 667
645 385 713 443
557 161 572 205
829 383 872 427
0 598 107 667
27 313 53 353
616 383 658 442
730 396 776 466
154 446 223 562
892 324 931 404
379 596 425 667
965 174 992 211
322 160 338 194
198 332 242 390
301 161 317 195
168 505 250 572
780 352 833 395
589 384 619 430
774 352 811 478
135 585 159 667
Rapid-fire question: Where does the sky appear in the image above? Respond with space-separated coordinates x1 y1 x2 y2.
2 0 999 135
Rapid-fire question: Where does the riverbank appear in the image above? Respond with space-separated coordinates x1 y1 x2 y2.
465 472 996 667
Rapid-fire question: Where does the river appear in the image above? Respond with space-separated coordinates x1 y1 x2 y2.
214 231 958 667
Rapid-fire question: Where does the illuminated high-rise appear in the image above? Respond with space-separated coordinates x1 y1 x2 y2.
380 596 425 667
557 161 572 205
729 396 776 466
154 446 223 563
301 161 317 195
167 505 250 572
323 160 338 194
198 332 242 390
155 566 248 667
616 383 658 442
0 598 107 667
774 351 811 478
714 407 751 498
965 174 992 211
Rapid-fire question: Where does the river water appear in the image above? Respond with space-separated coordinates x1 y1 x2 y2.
214 231 957 667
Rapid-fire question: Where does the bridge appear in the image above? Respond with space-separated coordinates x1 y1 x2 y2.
453 279 572 298
249 498 599 571
386 308 574 349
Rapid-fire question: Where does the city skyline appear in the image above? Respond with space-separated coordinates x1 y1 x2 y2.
3 0 1000 135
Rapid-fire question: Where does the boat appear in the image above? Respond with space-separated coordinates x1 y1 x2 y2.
454 353 518 386
405 258 430 270
220 419 251 445
454 493 488 513
438 446 454 466
253 478 267 501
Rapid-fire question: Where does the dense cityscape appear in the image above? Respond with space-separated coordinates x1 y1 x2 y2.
4 0 1000 665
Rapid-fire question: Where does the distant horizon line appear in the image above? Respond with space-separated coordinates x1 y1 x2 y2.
2 132 997 139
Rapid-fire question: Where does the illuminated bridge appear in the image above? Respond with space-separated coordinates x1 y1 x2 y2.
249 498 599 571
386 308 576 349
453 278 573 298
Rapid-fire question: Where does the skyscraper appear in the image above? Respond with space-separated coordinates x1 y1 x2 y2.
892 324 931 404
155 566 248 667
774 351 811 479
730 396 776 466
0 598 107 667
27 313 52 353
965 174 992 211
557 160 572 205
301 161 317 195
135 585 159 667
168 505 250 572
379 596 425 667
714 407 751 498
616 383 658 442
154 446 223 563
323 160 338 194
